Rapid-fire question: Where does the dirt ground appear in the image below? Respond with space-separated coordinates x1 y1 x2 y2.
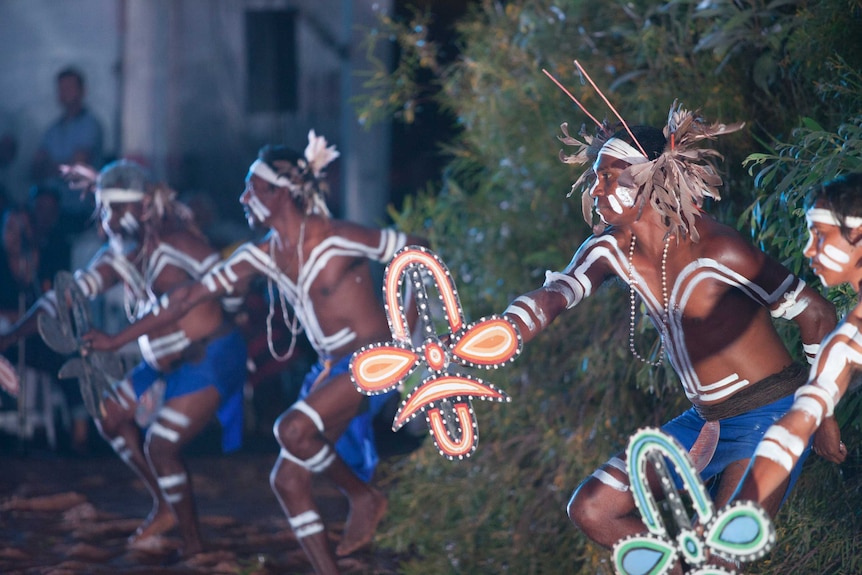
0 431 407 575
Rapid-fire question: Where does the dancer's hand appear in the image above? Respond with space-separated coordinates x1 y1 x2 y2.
82 329 116 352
812 416 847 464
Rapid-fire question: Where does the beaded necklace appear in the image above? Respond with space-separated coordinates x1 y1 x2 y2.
265 218 306 361
628 233 671 366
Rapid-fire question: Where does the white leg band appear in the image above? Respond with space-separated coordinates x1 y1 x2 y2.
158 472 188 490
109 436 133 462
289 510 325 539
279 445 336 473
606 456 627 473
593 468 629 492
158 407 191 428
289 400 325 433
150 422 180 443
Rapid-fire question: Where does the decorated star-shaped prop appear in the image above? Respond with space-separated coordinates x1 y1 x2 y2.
613 427 776 575
37 271 125 419
350 246 522 460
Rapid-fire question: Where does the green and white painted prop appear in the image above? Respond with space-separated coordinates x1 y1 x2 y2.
612 427 775 575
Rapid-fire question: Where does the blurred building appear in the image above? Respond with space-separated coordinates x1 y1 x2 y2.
0 0 392 229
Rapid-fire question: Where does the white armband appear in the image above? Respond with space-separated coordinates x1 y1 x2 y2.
770 278 808 320
543 271 585 309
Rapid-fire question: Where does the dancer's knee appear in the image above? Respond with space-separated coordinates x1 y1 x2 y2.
273 400 328 461
270 401 336 476
568 459 630 532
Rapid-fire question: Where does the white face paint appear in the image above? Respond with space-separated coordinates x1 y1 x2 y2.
243 182 272 225
805 206 859 284
119 211 140 235
100 204 113 236
607 194 624 214
614 186 637 208
820 244 851 272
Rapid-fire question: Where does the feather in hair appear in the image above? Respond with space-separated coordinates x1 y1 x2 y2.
622 101 744 242
304 130 340 178
558 120 614 230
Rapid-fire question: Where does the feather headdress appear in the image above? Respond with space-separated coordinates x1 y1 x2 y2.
621 101 744 241
558 120 615 231
547 63 744 241
273 130 340 217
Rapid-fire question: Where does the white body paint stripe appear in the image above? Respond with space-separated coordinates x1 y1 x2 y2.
150 422 180 443
290 400 325 433
159 407 191 428
754 441 794 472
207 235 401 356
790 396 825 426
763 425 806 456
593 468 629 492
158 472 188 489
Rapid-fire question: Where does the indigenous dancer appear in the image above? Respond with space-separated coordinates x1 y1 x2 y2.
499 101 839 560
85 131 429 575
733 174 860 504
1 160 247 557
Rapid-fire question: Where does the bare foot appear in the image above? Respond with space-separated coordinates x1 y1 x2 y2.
128 506 177 545
335 488 387 556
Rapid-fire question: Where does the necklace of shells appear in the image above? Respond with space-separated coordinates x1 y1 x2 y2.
627 233 672 366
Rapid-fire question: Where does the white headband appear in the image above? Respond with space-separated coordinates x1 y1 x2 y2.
595 138 649 169
806 208 862 229
96 187 146 205
248 159 294 189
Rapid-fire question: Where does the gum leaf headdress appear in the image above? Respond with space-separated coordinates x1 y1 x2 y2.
558 120 614 233
623 101 745 242
545 63 744 241
273 129 340 217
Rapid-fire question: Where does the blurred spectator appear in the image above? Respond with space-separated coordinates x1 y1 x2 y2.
0 184 89 452
30 66 103 221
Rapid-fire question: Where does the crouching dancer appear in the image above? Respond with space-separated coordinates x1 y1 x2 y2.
498 103 838 568
0 160 247 556
85 132 429 574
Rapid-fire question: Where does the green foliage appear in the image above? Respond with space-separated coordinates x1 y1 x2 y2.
360 0 862 573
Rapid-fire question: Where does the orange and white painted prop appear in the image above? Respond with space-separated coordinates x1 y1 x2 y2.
350 246 522 460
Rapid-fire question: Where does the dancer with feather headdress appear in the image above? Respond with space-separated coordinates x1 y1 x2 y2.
84 131 429 575
501 66 842 571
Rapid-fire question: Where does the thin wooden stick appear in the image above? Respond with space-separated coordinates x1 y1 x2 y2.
573 60 648 158
541 68 603 130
